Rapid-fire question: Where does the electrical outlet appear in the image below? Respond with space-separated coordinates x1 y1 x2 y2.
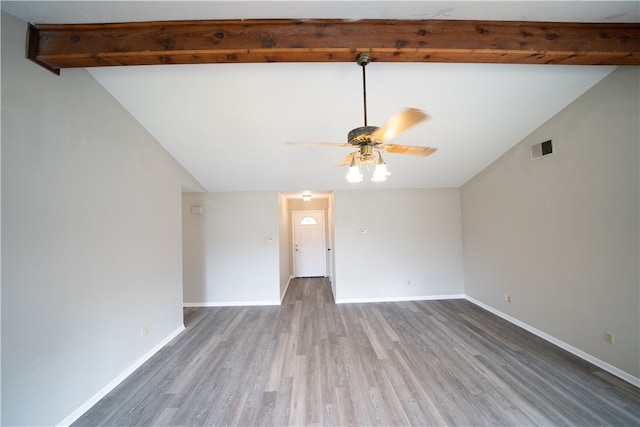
141 326 148 338
503 294 512 303
604 332 615 345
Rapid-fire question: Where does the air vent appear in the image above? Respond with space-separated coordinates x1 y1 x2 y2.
531 139 553 160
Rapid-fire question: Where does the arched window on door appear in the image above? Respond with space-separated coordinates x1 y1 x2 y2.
299 216 317 225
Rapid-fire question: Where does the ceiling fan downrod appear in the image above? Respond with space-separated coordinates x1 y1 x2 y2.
347 52 379 145
357 52 371 127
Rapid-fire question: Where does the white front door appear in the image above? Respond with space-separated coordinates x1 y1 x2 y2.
292 210 326 277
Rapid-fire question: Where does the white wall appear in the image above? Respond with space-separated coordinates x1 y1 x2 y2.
184 190 462 305
333 188 465 302
0 12 3 422
182 191 280 305
461 67 639 380
1 11 204 426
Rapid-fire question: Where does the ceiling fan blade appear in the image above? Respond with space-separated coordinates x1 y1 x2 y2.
337 152 356 166
286 141 349 147
370 108 428 143
380 144 438 157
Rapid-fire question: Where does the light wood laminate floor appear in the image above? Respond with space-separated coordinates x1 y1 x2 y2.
74 278 639 426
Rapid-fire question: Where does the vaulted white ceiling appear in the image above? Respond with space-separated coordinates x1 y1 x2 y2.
4 1 636 193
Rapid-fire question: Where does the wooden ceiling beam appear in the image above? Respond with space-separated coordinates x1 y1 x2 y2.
27 19 640 74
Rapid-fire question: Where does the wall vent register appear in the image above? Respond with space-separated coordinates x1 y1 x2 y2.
531 139 553 160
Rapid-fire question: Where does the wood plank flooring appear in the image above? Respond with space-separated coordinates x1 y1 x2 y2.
74 278 639 426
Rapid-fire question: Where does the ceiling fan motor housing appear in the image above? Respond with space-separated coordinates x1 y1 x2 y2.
348 126 380 145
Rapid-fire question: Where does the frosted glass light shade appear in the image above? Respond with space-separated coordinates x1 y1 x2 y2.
371 162 390 182
346 165 363 183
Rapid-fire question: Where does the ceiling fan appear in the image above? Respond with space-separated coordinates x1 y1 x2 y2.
287 52 437 183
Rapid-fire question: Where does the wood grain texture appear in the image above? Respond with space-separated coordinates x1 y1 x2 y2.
73 278 639 426
28 19 640 73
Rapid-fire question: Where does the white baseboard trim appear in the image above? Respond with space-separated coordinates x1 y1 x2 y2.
336 294 465 304
57 325 185 427
184 300 280 307
465 296 640 388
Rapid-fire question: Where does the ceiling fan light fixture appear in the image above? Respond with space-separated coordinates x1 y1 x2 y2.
371 153 391 182
346 155 363 183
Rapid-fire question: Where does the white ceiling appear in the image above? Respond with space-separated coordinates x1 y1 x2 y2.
4 1 636 193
